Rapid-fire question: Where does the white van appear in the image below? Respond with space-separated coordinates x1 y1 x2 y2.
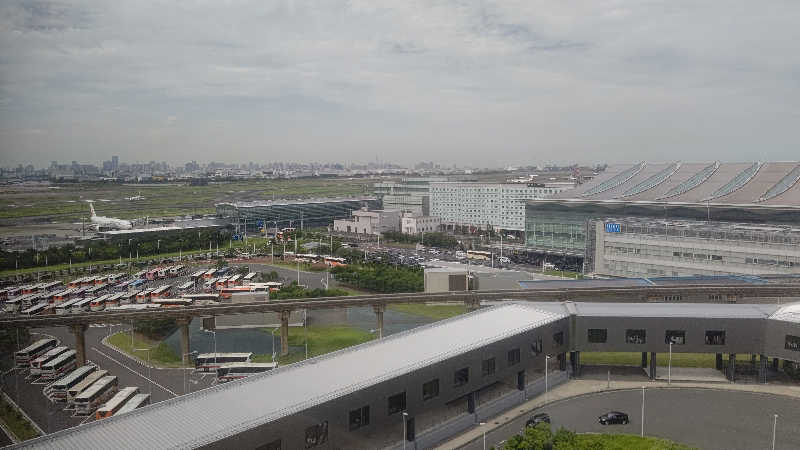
455 251 467 259
498 256 511 264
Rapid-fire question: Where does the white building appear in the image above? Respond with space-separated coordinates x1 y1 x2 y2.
333 208 401 235
401 214 441 234
429 182 572 231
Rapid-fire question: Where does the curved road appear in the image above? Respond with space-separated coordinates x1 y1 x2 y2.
462 388 800 450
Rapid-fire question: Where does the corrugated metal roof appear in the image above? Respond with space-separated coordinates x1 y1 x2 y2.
570 302 779 319
769 303 800 323
18 303 565 450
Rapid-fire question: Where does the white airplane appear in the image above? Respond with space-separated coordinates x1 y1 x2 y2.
87 202 132 230
126 192 145 201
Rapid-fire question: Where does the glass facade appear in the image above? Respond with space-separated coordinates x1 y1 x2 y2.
216 198 379 232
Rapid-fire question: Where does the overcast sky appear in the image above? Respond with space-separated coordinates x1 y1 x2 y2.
1 1 799 168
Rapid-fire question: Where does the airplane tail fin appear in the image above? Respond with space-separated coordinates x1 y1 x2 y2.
88 202 96 217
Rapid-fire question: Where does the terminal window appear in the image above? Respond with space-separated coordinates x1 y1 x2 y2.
454 367 470 387
665 330 686 345
388 392 406 415
304 421 328 448
531 337 543 355
422 379 439 401
507 348 521 366
553 332 564 346
705 330 726 345
786 335 800 352
348 405 370 431
482 357 496 377
588 329 608 343
625 329 646 344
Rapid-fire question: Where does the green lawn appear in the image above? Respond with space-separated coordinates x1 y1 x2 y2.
107 331 185 368
388 303 467 320
581 352 757 368
0 396 40 441
573 433 696 450
252 325 375 365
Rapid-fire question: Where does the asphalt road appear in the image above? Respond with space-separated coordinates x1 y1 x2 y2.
461 388 800 450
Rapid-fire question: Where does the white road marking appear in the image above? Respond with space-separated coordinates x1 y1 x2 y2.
90 347 178 397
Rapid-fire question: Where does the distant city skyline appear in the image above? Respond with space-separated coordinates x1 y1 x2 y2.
2 1 799 167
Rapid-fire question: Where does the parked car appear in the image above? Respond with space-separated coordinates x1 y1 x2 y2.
525 413 551 428
598 411 629 425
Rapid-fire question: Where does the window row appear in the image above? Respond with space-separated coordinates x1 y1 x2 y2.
588 328 728 346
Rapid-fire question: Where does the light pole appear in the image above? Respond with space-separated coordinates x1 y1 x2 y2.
668 342 673 384
183 351 198 395
402 411 409 450
545 355 551 404
203 329 217 368
134 347 152 396
270 327 279 362
772 414 778 450
641 386 645 437
479 422 487 450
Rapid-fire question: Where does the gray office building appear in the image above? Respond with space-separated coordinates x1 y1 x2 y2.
216 197 379 233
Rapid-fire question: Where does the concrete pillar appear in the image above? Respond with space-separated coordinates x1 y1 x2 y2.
559 352 566 371
467 392 476 414
728 353 736 382
573 351 581 377
715 353 723 370
176 317 191 363
751 354 757 370
280 310 291 356
649 352 657 380
70 324 88 367
372 304 386 339
464 298 480 312
641 352 648 368
759 354 768 384
772 358 780 371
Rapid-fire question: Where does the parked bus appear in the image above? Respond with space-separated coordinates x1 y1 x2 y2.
215 277 230 291
145 269 159 281
65 370 109 406
81 276 98 287
177 281 194 292
136 288 155 303
133 270 147 279
129 279 147 289
93 275 108 285
189 270 206 281
180 293 219 302
6 287 22 297
70 297 94 313
5 297 22 314
42 281 63 292
242 272 257 284
90 294 112 312
203 268 217 280
29 346 70 376
45 365 96 402
15 338 58 368
203 279 217 293
74 376 118 416
150 298 194 308
54 298 80 315
466 250 492 261
195 353 252 372
156 267 170 279
21 302 50 316
39 350 77 381
51 288 77 304
170 265 185 276
115 393 150 415
105 293 124 308
150 285 172 299
95 387 139 420
119 292 138 305
216 362 277 382
105 304 161 312
324 256 348 267
226 274 242 287
108 273 126 284
85 285 107 296
114 280 132 292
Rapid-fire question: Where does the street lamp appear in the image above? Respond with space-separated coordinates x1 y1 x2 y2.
134 347 152 396
402 411 409 450
668 342 673 384
270 327 279 362
545 355 552 404
203 329 217 368
479 422 487 450
183 350 198 395
772 414 778 450
641 386 645 437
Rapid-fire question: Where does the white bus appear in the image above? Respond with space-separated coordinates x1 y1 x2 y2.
95 387 139 420
39 350 77 381
177 281 194 292
21 301 50 316
15 338 58 368
55 298 80 315
70 297 94 313
466 250 492 261
74 375 118 416
190 270 206 281
216 362 277 382
90 294 112 312
115 393 150 415
195 353 252 372
150 285 172 299
66 370 109 406
44 365 96 402
170 265 185 276
4 297 22 314
242 272 257 284
29 346 70 376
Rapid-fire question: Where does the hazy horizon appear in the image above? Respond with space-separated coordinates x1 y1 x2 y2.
2 1 799 167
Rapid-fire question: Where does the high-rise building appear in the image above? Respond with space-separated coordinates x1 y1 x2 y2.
112 155 119 171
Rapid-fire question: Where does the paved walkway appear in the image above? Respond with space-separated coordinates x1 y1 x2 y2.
434 378 800 449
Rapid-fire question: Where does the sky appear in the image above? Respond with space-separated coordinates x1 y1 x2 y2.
1 1 799 168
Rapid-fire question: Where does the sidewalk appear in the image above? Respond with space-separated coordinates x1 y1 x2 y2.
434 378 800 449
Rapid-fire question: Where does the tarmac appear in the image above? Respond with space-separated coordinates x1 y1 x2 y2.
435 376 800 449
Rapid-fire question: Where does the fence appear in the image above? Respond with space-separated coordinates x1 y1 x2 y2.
385 370 569 450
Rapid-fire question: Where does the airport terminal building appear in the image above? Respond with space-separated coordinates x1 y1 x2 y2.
523 161 800 276
216 197 379 233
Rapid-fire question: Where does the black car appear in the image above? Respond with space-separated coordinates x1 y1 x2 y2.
598 411 629 425
525 413 551 427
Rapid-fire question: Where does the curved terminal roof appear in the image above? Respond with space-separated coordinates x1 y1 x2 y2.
552 161 800 207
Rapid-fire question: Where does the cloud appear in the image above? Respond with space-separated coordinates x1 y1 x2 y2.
1 0 799 167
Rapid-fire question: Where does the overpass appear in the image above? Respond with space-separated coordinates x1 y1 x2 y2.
4 282 800 367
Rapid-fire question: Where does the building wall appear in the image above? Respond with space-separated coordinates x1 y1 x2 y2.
431 183 570 231
216 199 379 232
210 317 570 450
401 216 441 234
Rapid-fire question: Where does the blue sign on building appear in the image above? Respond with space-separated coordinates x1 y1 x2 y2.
605 223 621 233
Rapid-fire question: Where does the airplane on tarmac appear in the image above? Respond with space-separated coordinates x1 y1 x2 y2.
87 201 133 230
125 192 145 201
